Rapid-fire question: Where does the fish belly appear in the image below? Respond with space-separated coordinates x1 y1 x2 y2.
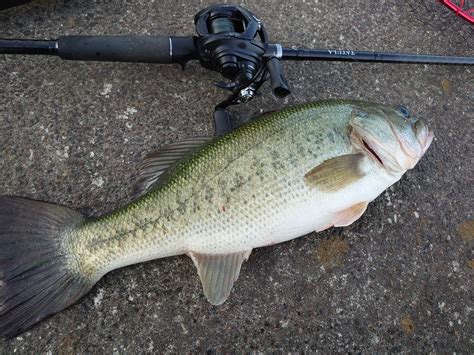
184 170 399 255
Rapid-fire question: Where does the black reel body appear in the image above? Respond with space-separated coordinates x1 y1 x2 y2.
194 4 290 134
195 6 290 101
195 4 268 81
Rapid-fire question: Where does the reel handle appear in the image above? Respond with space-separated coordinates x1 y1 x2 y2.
266 57 290 98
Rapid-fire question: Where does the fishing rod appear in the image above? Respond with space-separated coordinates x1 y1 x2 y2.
1 4 473 134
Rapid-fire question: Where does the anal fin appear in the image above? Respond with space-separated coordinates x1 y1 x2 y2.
188 250 252 305
333 202 368 227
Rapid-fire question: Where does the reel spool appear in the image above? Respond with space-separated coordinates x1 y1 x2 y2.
194 5 269 82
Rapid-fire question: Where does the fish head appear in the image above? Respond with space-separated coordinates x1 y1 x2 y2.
349 103 434 175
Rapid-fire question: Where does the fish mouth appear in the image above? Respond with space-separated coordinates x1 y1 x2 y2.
351 119 434 172
362 139 384 166
350 128 386 167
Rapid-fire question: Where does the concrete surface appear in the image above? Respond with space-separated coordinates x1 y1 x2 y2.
0 0 473 352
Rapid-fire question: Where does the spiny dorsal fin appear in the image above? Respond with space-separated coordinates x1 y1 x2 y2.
132 136 212 200
188 250 252 305
304 153 366 192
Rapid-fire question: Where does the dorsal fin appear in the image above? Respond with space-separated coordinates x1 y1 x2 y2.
132 136 212 200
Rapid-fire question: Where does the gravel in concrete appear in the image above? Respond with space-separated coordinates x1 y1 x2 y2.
0 0 473 352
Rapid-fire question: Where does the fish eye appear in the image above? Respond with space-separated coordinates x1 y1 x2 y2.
397 106 410 118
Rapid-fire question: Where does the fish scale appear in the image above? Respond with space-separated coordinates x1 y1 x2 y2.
0 99 433 337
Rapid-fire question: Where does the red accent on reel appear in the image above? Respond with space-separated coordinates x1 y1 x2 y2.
439 0 474 24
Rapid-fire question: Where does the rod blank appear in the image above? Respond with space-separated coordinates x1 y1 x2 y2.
281 47 474 65
0 39 57 55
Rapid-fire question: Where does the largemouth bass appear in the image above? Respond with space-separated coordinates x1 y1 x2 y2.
0 100 433 337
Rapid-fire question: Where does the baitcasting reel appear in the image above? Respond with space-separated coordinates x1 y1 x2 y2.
194 5 290 133
195 5 289 100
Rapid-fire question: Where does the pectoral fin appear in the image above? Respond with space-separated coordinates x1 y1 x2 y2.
333 202 368 227
304 153 365 192
188 250 252 305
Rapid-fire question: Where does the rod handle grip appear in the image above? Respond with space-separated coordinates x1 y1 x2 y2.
57 36 197 64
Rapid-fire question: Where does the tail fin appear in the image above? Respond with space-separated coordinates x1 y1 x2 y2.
0 196 93 338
